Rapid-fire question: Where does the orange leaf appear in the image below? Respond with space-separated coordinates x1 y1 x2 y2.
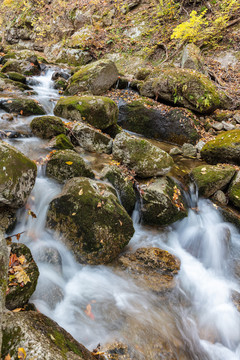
9 253 18 267
20 110 23 115
97 202 102 208
18 348 26 360
4 354 11 360
12 308 23 313
85 303 95 320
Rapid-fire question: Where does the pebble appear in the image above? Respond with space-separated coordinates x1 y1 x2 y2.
182 143 197 157
212 122 223 131
222 121 235 131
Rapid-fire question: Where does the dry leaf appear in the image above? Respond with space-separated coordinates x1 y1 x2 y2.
85 303 95 320
65 161 73 165
97 202 102 208
79 189 83 195
13 266 30 285
4 354 11 360
18 255 25 265
12 308 23 313
18 348 26 360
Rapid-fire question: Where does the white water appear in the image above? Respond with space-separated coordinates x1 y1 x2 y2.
4 70 240 359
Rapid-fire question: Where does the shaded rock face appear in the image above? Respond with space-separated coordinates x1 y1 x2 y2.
181 43 206 74
101 164 136 215
191 164 236 198
228 171 240 209
54 95 118 130
0 98 45 116
112 132 173 178
1 59 41 76
140 67 228 114
0 75 32 94
0 232 8 353
44 43 92 66
71 122 113 154
6 243 39 310
30 116 67 139
118 101 199 145
118 247 181 293
1 311 96 360
139 177 188 226
48 134 74 150
46 177 134 265
0 207 17 232
46 149 94 183
201 129 240 165
66 59 119 95
0 141 37 208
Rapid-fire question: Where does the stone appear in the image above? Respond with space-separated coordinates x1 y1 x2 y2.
6 72 26 83
170 147 182 155
222 121 235 131
118 247 181 293
182 143 197 157
140 67 230 114
118 101 199 145
30 116 67 139
48 134 74 150
112 132 173 178
44 43 92 66
228 171 240 209
212 190 228 206
0 207 17 232
191 164 235 197
201 130 240 165
0 98 45 116
181 43 206 74
46 149 94 183
54 95 118 130
0 231 8 353
0 76 32 94
135 67 151 80
1 59 40 76
100 164 136 214
71 122 113 154
0 141 37 208
66 59 118 95
6 243 39 310
233 113 240 124
1 311 96 360
212 122 223 131
46 177 134 265
139 176 187 225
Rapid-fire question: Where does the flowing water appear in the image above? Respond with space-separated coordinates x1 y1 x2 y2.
2 69 240 359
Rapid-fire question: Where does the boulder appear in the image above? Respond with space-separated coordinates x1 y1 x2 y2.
30 116 67 139
182 143 197 157
118 247 180 293
118 101 199 145
228 171 240 209
46 149 94 183
181 43 206 74
1 59 40 76
44 43 92 66
101 164 136 214
1 311 96 360
0 76 32 94
46 177 134 264
112 132 173 178
66 59 118 95
0 232 8 353
201 130 240 165
0 207 17 232
54 95 118 130
0 141 37 208
6 72 26 83
139 177 187 225
191 164 235 197
140 67 229 114
48 134 74 150
6 243 39 310
0 98 45 116
71 122 113 154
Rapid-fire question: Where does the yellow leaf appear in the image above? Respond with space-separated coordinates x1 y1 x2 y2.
18 348 26 360
65 161 73 165
13 266 30 285
78 189 83 195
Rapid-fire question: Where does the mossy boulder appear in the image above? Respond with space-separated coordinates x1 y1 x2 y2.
0 232 8 352
112 132 173 178
228 172 240 209
46 150 94 183
0 98 45 116
0 141 37 208
101 164 136 214
139 176 187 226
201 130 240 165
71 122 113 154
191 164 235 197
0 77 32 94
30 116 67 139
54 95 118 130
0 207 17 232
46 177 134 265
48 134 74 150
6 243 39 310
6 72 26 83
118 247 180 293
118 101 199 145
140 67 229 114
66 59 118 95
181 43 207 74
2 311 96 360
1 59 40 76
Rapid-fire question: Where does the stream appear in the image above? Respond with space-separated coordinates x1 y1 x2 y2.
2 68 240 360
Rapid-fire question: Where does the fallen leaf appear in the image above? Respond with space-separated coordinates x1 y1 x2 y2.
12 308 24 313
79 189 83 195
13 266 31 285
97 202 102 208
65 161 73 165
4 354 11 360
18 348 26 360
20 110 23 115
85 303 95 320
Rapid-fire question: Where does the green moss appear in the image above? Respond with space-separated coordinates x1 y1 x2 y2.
6 72 26 83
50 330 84 358
2 327 22 358
55 134 74 150
30 116 66 139
1 98 45 116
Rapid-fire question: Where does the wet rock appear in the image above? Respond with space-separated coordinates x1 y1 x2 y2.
1 311 96 360
191 164 235 197
0 141 37 208
30 115 67 139
0 207 17 232
0 232 8 353
47 177 134 265
6 72 26 83
118 101 199 145
46 149 94 183
201 130 240 165
48 134 74 150
212 190 228 206
170 147 182 155
66 59 118 95
54 95 118 130
34 246 62 272
6 243 39 310
101 164 136 215
139 177 187 226
0 75 32 94
103 341 133 360
140 67 229 114
1 114 14 122
52 71 70 81
181 43 206 74
54 78 68 90
182 143 197 157
0 97 45 116
1 59 40 76
112 132 173 178
118 247 181 293
228 171 240 209
71 122 113 154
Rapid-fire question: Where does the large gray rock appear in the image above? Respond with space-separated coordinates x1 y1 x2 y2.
112 132 173 178
47 177 134 265
1 59 40 76
0 232 8 353
66 59 119 95
30 116 67 139
2 311 96 360
44 42 92 66
181 43 206 74
0 141 37 208
0 97 45 116
228 171 240 209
